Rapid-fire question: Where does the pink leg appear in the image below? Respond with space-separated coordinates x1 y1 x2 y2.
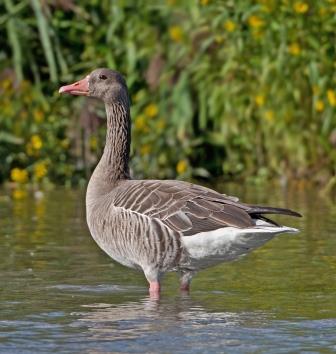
143 268 162 298
149 281 160 299
180 282 190 292
179 271 194 293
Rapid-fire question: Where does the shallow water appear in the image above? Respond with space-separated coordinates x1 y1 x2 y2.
0 183 335 353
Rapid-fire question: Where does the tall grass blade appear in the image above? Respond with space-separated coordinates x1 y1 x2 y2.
4 0 23 81
30 0 58 83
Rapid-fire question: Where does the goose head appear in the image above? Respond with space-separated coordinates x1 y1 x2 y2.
59 68 128 104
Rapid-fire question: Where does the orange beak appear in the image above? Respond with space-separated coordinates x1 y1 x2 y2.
59 76 89 96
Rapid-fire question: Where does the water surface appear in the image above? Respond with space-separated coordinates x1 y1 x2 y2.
0 183 335 353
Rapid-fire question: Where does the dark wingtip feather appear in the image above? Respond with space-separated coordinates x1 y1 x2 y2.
247 205 302 218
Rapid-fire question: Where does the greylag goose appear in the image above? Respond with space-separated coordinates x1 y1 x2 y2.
59 68 301 296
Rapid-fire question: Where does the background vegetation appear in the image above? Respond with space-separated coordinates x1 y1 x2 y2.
1 0 336 197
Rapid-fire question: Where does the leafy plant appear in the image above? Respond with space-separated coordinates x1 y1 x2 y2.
0 0 335 192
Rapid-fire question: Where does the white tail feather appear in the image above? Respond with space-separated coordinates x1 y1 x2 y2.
181 224 299 269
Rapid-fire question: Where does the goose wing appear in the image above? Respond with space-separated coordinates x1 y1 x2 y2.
111 180 300 236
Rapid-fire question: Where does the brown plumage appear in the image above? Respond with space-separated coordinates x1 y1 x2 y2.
59 68 301 296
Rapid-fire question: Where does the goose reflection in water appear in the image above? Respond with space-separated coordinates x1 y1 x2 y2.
73 295 269 345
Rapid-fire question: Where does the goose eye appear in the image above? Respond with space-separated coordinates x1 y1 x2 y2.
99 74 107 80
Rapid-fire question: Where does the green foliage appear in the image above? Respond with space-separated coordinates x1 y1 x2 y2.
1 0 336 190
0 78 77 186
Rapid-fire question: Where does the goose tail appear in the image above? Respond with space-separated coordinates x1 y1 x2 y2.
246 205 302 218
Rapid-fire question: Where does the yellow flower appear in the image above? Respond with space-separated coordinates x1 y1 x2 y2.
12 189 27 200
176 159 188 174
315 100 325 112
1 79 12 91
134 115 147 131
11 168 28 184
200 0 209 4
89 136 97 150
30 135 43 150
169 26 183 42
294 2 309 13
140 144 151 156
248 15 264 29
288 42 301 56
327 90 336 106
224 20 236 32
144 103 159 118
34 161 48 180
255 94 265 107
33 109 44 123
264 110 274 122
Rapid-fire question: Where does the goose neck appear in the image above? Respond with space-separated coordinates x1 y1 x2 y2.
101 102 131 181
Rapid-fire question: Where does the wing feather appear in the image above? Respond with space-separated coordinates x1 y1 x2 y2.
109 179 301 236
110 180 259 235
